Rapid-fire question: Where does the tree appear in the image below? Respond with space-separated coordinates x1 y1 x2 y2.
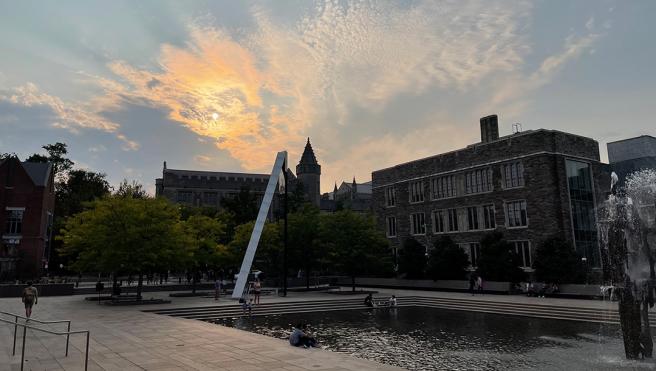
477 232 525 283
287 203 321 288
229 221 282 281
220 186 259 225
115 179 148 199
58 196 187 298
533 237 584 284
26 142 74 181
321 210 392 291
182 215 228 293
427 236 470 280
398 237 427 279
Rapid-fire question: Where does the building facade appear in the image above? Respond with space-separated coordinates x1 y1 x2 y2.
607 135 656 187
156 139 323 213
372 115 609 272
0 158 55 281
321 178 373 213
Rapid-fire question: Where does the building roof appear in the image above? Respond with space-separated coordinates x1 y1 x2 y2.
163 168 270 180
299 138 319 165
21 161 52 186
607 134 656 145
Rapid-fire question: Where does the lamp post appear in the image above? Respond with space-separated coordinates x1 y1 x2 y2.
581 257 588 285
282 160 288 297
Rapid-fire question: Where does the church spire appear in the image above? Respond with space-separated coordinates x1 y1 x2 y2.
299 137 318 165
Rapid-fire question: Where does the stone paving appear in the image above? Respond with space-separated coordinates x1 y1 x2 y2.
0 291 402 371
0 287 617 371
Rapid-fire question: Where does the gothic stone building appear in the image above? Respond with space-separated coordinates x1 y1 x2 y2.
155 139 323 212
372 115 609 272
0 158 55 280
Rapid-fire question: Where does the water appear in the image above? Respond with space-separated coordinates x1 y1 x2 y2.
210 307 656 370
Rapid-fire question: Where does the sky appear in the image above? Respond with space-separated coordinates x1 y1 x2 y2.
1 0 654 193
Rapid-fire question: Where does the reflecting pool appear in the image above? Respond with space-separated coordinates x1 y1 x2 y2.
211 307 656 370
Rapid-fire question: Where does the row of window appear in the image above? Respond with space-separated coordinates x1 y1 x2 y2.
386 200 528 237
5 209 24 235
176 191 225 205
385 161 525 207
460 241 532 268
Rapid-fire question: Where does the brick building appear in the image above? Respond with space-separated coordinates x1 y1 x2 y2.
372 115 609 273
0 157 55 281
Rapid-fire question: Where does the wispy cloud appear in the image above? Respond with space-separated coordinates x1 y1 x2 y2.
0 83 139 150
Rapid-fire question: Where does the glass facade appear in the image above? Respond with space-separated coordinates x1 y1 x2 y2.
566 160 600 267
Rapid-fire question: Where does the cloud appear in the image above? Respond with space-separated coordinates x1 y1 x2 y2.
84 0 534 180
0 83 139 150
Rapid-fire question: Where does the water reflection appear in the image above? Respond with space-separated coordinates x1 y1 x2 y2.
210 307 656 370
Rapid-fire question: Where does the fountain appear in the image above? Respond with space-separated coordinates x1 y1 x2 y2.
600 169 656 359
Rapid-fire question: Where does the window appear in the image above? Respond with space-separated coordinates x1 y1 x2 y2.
387 216 397 237
431 175 456 199
5 209 24 234
447 208 459 232
502 162 525 189
409 181 425 203
203 192 218 205
461 242 481 267
506 200 528 227
432 210 446 233
465 168 493 194
566 160 600 267
410 213 426 235
467 206 480 231
513 241 532 268
176 191 193 203
482 204 496 229
385 186 397 207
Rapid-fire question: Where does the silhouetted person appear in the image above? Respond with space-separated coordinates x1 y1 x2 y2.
22 282 38 318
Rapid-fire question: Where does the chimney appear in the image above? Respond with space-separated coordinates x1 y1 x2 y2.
480 115 499 143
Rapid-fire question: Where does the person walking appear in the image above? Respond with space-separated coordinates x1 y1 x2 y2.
469 274 476 296
22 282 38 319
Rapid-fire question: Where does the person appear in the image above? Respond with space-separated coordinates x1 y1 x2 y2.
241 298 253 315
22 282 38 318
289 323 317 348
469 274 476 296
253 279 262 305
214 278 221 301
364 293 374 308
476 275 484 295
388 295 397 307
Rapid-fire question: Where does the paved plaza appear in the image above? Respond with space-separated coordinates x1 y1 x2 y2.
0 288 619 371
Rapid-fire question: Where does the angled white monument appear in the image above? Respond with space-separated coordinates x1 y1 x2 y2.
232 151 287 299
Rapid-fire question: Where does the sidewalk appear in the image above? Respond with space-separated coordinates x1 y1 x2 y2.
0 292 401 371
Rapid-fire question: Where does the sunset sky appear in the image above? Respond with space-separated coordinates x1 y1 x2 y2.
1 0 654 193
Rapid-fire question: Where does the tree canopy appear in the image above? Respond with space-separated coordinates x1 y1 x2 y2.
26 142 74 181
533 237 584 284
398 237 427 279
427 236 470 280
220 186 259 225
476 232 525 282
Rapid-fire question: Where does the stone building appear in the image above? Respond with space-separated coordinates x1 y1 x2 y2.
607 135 656 187
321 178 373 213
0 157 55 280
372 115 609 272
155 139 323 213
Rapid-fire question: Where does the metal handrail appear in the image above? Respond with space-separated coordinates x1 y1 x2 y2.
0 316 89 371
0 311 72 357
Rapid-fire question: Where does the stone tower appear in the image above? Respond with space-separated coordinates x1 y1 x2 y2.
296 138 321 207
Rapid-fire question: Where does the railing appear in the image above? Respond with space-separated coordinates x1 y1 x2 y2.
0 311 89 371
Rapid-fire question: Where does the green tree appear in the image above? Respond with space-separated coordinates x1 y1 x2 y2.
220 186 259 225
477 232 525 283
533 237 584 284
229 221 282 280
427 236 470 280
287 203 321 288
321 210 392 291
58 196 187 298
26 142 74 181
182 215 228 293
115 179 148 199
398 237 427 279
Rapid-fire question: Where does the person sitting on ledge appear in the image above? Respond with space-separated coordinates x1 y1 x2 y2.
389 295 397 307
364 293 374 308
